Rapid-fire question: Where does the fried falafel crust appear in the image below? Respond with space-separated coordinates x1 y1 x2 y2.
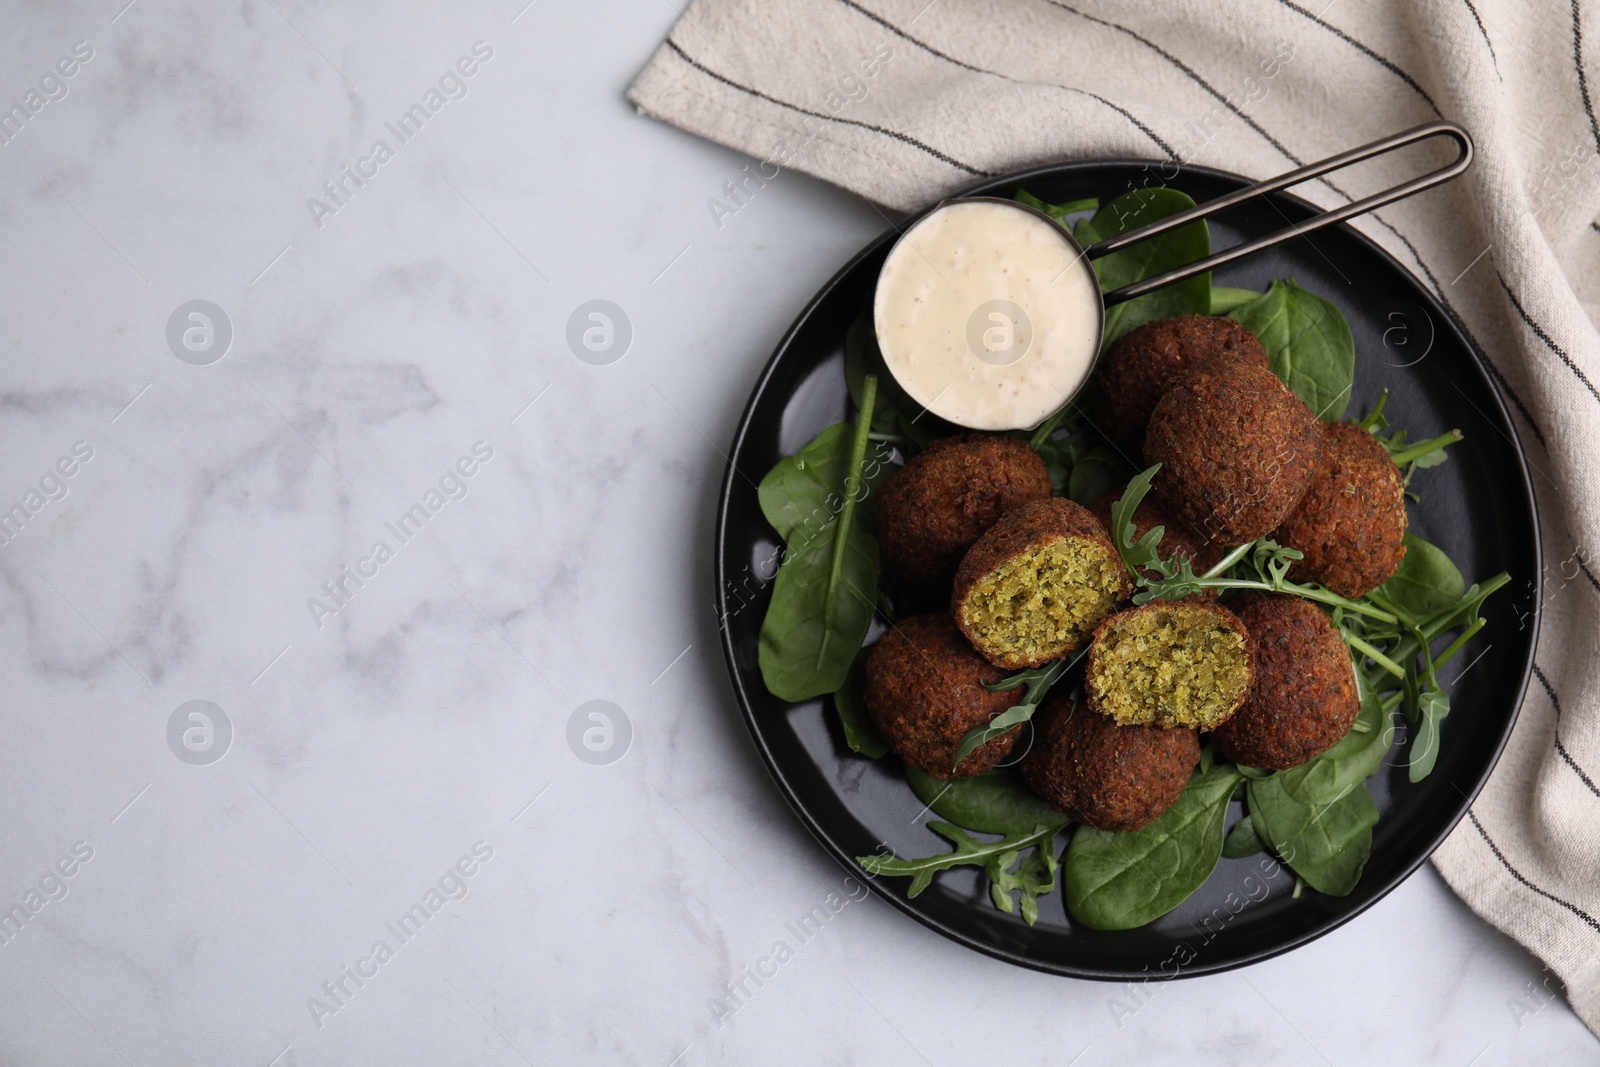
1083 314 1269 458
951 497 1131 669
863 613 1023 778
1212 593 1360 770
1273 420 1408 598
872 434 1051 605
1144 356 1321 546
1020 690 1200 832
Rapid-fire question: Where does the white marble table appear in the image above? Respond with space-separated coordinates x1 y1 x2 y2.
0 2 1595 1064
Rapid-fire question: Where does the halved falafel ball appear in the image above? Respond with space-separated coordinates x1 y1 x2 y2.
1085 601 1253 730
863 613 1023 778
952 498 1131 669
1212 593 1359 770
1089 486 1223 598
1272 421 1407 598
1020 689 1200 832
1145 356 1321 546
872 434 1051 604
1083 315 1269 458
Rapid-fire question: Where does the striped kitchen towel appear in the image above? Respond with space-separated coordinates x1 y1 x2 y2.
630 0 1600 1032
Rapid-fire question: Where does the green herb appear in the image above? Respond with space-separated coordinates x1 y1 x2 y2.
832 646 887 758
758 377 883 701
1228 279 1355 420
990 838 1060 925
1108 468 1399 625
1247 775 1378 896
1067 444 1127 505
843 308 909 437
1345 536 1507 780
905 767 1070 835
1014 189 1099 222
1376 534 1465 617
1076 189 1212 345
1023 407 1135 498
1351 390 1462 488
1222 813 1266 859
1064 763 1243 930
950 651 1083 771
1239 679 1393 893
857 822 1062 925
1209 286 1264 315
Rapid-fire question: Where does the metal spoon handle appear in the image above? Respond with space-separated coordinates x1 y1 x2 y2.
1091 121 1474 307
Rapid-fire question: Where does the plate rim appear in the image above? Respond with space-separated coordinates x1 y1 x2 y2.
713 157 1542 980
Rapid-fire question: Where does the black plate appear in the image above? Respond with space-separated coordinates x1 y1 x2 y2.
714 161 1540 978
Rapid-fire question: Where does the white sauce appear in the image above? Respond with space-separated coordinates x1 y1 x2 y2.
873 199 1103 431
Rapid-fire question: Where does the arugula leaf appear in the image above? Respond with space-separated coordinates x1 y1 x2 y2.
857 822 1062 924
1107 464 1168 575
1210 286 1264 315
758 378 882 701
1408 687 1451 782
1229 278 1355 420
832 646 887 758
990 839 1060 925
1014 189 1099 222
1076 189 1212 344
951 652 1081 770
1386 429 1461 471
1064 763 1242 930
1377 534 1465 618
1222 814 1266 859
905 767 1070 836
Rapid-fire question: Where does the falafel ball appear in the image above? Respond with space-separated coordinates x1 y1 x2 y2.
1089 486 1223 597
1272 420 1408 598
1144 356 1321 546
952 498 1131 669
1020 689 1200 832
1082 314 1269 458
863 613 1023 778
1085 601 1254 730
872 434 1052 604
1212 594 1359 769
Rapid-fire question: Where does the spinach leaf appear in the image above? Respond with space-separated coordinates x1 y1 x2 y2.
1014 190 1099 222
905 766 1070 835
843 308 909 435
1228 278 1355 420
1067 444 1127 505
1075 188 1212 345
1210 286 1263 315
857 822 1062 925
1247 774 1378 896
757 421 895 547
1064 763 1242 930
759 378 883 701
1240 670 1388 894
1222 814 1266 859
833 646 887 758
1377 534 1465 618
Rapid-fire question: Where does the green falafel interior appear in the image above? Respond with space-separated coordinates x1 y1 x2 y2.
1085 604 1253 730
956 539 1126 666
